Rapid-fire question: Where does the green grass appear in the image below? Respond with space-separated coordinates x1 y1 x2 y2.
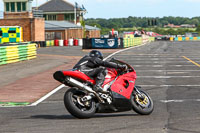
0 102 30 106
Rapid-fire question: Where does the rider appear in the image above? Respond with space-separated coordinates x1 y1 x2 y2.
73 50 126 93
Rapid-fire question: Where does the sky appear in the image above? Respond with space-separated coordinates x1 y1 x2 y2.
0 0 200 19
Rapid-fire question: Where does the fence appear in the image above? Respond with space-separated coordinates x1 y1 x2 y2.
0 43 37 66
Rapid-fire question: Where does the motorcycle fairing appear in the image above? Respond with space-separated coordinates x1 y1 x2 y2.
97 91 132 113
111 71 137 99
103 68 118 86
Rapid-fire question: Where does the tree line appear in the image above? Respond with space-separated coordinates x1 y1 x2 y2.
85 16 200 35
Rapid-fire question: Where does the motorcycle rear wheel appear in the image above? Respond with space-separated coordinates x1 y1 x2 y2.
64 88 96 119
131 89 154 115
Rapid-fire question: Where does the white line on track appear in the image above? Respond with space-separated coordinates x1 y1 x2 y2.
137 76 200 78
29 43 150 107
118 59 199 61
103 43 149 61
125 61 194 63
116 54 200 56
133 65 196 67
136 70 200 72
138 85 200 87
160 99 200 103
169 65 198 67
31 84 65 106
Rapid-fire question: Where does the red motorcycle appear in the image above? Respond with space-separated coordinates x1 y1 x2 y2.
53 58 154 119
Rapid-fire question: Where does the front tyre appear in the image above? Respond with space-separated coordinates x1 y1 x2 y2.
64 88 96 119
131 89 154 115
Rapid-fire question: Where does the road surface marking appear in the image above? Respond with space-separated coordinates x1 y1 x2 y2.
160 99 200 103
137 76 200 78
137 70 200 72
183 56 200 68
31 84 65 106
138 85 200 87
104 42 149 61
121 61 195 63
134 65 196 67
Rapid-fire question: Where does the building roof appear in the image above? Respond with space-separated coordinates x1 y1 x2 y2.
38 0 82 12
85 25 101 31
45 21 101 31
45 21 82 30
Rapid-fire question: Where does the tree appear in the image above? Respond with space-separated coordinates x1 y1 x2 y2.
85 16 200 31
190 19 199 26
88 23 101 28
196 25 200 32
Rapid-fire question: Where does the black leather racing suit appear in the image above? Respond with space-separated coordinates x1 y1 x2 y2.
73 55 124 91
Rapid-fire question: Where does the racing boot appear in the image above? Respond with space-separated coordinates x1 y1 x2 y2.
93 83 108 93
93 84 104 93
94 70 108 93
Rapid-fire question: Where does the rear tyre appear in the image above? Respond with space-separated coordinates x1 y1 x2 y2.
64 88 96 119
131 89 154 115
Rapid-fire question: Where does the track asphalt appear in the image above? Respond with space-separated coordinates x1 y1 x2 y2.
0 41 200 133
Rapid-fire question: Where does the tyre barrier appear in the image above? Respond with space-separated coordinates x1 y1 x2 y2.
74 39 78 46
46 40 54 47
118 38 124 48
64 40 68 46
142 35 149 44
0 43 37 66
34 37 155 49
69 39 74 46
32 41 46 47
78 39 83 46
149 37 155 42
59 40 64 46
123 37 143 48
82 38 92 49
54 40 59 46
42 39 83 47
171 37 200 41
123 36 155 48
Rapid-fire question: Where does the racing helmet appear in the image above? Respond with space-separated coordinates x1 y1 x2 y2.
89 50 103 60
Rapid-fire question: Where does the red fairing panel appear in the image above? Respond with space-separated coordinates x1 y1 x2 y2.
103 68 118 86
62 70 95 84
111 71 137 99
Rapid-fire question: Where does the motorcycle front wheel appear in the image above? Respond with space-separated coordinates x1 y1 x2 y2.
64 88 96 119
131 89 154 115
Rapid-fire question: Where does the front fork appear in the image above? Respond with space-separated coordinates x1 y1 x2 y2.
134 86 145 101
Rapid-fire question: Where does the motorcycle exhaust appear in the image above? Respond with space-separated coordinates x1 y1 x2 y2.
65 77 104 103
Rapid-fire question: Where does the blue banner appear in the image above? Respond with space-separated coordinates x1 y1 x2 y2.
91 38 118 49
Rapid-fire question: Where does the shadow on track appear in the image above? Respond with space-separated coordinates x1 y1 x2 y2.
30 115 74 120
28 113 139 120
